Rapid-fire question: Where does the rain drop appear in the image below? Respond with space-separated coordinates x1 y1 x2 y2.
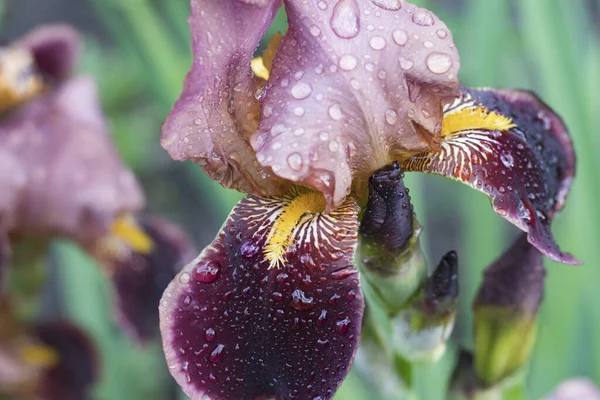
240 241 259 258
399 56 414 70
291 82 313 99
436 29 448 39
369 36 387 50
412 10 434 26
287 153 304 171
328 104 343 120
318 1 328 11
392 29 408 46
426 52 453 74
294 106 305 117
205 328 216 342
339 54 358 71
193 260 220 283
370 0 402 10
310 25 321 37
336 317 351 335
209 344 225 363
330 0 360 39
328 140 340 152
291 289 314 310
179 272 191 284
500 152 514 168
385 109 398 125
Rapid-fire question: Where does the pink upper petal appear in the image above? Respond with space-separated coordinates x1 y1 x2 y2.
252 0 460 208
161 0 289 196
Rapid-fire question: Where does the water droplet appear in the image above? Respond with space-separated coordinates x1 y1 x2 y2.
330 0 360 39
310 25 321 37
287 153 303 171
424 40 434 48
193 260 220 283
294 106 305 117
205 328 216 342
331 267 356 280
370 0 402 10
329 294 341 304
436 29 448 39
426 52 453 74
179 272 191 284
318 310 328 325
500 152 514 168
291 289 314 310
336 317 351 335
291 82 313 99
240 241 259 258
339 54 358 71
497 208 508 217
412 10 434 26
319 131 330 141
209 344 225 363
272 292 284 301
328 104 343 120
369 36 387 50
385 109 397 125
318 1 328 10
392 29 408 46
328 140 340 152
399 56 414 70
317 339 329 347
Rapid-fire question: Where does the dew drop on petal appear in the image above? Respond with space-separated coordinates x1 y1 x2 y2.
328 140 340 152
290 289 314 310
369 36 387 50
310 25 321 37
399 56 414 70
500 151 514 168
385 109 398 125
370 0 402 10
425 52 453 74
209 344 225 363
193 260 220 283
328 104 343 120
294 106 305 116
240 241 259 258
318 1 328 11
330 0 360 39
205 327 216 342
436 29 448 39
339 54 358 71
179 272 191 284
287 153 304 171
291 82 313 99
412 10 434 26
392 29 408 46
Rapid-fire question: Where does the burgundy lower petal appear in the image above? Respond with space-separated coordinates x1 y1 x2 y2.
402 87 578 264
160 194 363 400
112 215 196 341
34 321 98 400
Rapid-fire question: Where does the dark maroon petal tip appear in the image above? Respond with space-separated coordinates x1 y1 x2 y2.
475 234 546 317
15 24 80 82
159 194 363 400
34 321 98 400
112 215 196 341
402 87 580 265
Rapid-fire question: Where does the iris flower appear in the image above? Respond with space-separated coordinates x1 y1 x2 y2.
159 1 577 399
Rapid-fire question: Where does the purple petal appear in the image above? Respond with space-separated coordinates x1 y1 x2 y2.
0 76 144 246
402 87 578 264
34 321 98 400
252 0 460 208
161 0 288 196
112 215 196 341
15 24 80 82
159 194 363 399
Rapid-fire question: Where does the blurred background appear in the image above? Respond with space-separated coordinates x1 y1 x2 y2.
1 0 598 399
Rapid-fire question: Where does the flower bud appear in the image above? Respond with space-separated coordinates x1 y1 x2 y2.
473 234 545 386
358 162 427 311
394 251 459 363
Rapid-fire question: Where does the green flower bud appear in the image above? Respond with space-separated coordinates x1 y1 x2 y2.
394 251 459 363
473 234 545 386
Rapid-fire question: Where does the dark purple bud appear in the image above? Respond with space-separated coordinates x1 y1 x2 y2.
33 321 98 400
360 161 413 255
